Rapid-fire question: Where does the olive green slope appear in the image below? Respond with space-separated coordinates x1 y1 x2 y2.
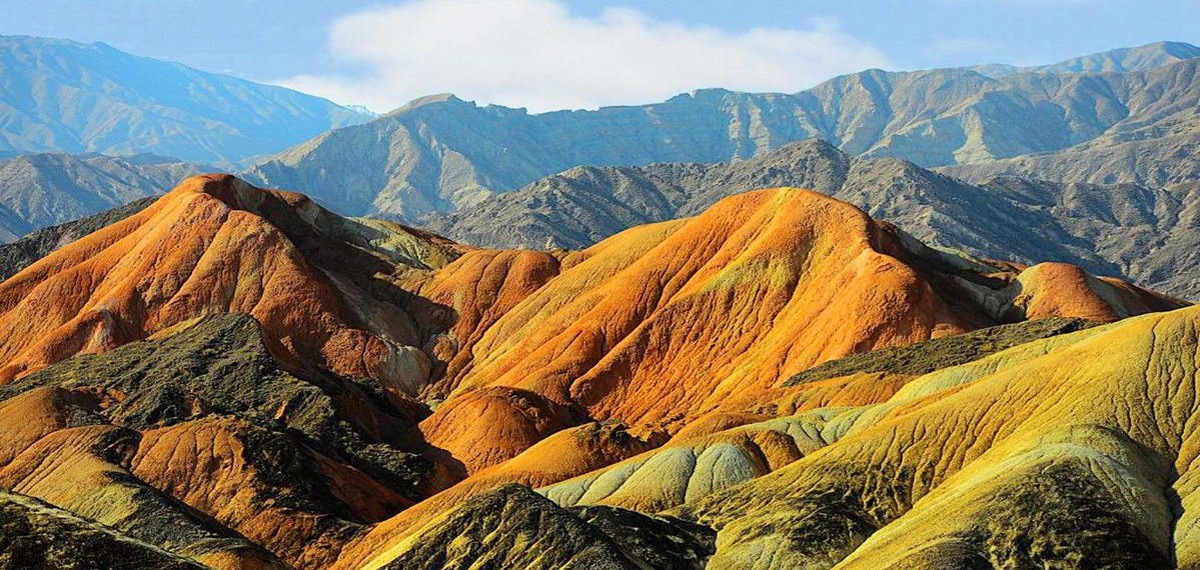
4 312 432 496
378 484 713 570
784 316 1098 385
0 489 205 570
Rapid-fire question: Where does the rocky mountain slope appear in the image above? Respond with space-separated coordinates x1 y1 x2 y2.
0 195 156 281
0 152 194 241
243 43 1200 221
0 36 369 163
427 139 1200 299
0 174 1182 568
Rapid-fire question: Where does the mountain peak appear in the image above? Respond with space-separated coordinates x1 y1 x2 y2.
387 93 472 115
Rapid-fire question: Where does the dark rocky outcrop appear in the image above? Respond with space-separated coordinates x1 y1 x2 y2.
0 489 205 570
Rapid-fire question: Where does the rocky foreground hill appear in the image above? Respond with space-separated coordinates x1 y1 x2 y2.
0 174 1188 568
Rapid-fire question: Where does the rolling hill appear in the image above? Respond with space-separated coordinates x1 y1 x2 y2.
426 139 1200 299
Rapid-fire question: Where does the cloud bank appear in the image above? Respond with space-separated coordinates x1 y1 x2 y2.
277 0 890 113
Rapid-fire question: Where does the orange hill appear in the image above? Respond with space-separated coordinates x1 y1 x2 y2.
412 186 1180 474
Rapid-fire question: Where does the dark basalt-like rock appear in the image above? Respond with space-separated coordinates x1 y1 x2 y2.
381 484 633 569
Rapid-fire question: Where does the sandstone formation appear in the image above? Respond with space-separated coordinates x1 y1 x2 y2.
667 305 1200 568
0 311 439 567
357 303 1200 568
0 173 461 391
434 187 1179 437
0 174 1185 569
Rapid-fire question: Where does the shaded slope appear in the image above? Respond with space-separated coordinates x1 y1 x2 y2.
373 484 711 570
784 317 1098 385
352 421 666 558
0 489 205 570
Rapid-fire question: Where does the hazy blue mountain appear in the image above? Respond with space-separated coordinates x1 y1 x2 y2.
970 40 1200 77
244 42 1200 221
0 36 370 164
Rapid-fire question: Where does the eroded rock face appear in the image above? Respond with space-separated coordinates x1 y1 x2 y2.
438 188 1178 438
0 313 430 568
665 306 1200 568
337 187 1181 570
373 484 712 570
0 174 464 397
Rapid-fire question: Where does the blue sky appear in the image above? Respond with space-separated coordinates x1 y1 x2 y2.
1 0 1196 111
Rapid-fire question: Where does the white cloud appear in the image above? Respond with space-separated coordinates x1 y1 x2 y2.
275 0 890 113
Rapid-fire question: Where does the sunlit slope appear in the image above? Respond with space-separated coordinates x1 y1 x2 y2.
0 174 1187 570
347 307 1200 570
435 187 1178 445
341 189 1181 569
0 313 433 568
0 174 461 396
665 305 1200 568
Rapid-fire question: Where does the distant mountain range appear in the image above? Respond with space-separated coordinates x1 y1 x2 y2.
243 41 1200 221
426 140 1200 298
0 39 1197 299
0 36 370 164
968 40 1200 77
